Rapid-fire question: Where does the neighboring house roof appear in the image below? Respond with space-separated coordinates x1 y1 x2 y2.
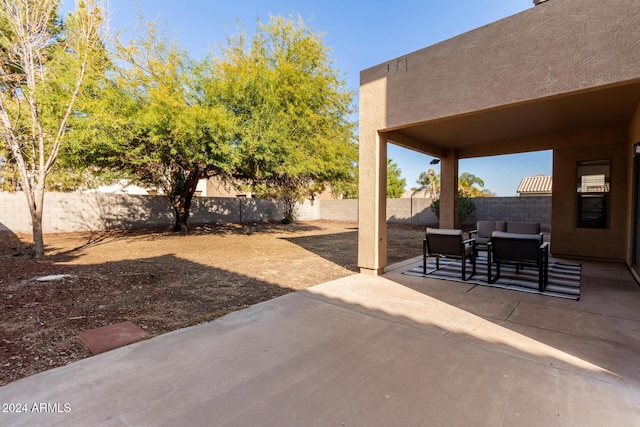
517 175 552 195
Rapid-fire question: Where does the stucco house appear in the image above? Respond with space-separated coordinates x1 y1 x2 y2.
358 0 640 283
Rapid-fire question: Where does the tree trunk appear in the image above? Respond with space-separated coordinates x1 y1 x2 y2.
172 169 202 232
22 179 47 258
31 176 47 258
31 209 45 258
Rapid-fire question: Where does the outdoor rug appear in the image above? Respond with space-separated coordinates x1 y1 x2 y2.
403 255 581 300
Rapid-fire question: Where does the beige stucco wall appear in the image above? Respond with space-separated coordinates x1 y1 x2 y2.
358 0 640 273
630 104 640 148
552 139 629 261
357 75 389 275
364 0 640 131
628 104 640 265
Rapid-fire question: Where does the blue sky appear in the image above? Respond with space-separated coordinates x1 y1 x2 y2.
62 0 551 196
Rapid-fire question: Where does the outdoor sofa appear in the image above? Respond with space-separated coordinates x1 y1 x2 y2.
470 221 542 250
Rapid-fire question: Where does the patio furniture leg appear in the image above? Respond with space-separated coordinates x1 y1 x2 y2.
423 239 427 275
541 244 549 291
487 243 491 283
536 245 548 292
544 248 549 288
538 264 544 292
490 263 501 284
472 252 477 276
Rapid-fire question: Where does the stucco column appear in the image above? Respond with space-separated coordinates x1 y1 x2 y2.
358 131 388 275
439 151 459 229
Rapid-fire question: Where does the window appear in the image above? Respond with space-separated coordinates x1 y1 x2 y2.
576 159 610 228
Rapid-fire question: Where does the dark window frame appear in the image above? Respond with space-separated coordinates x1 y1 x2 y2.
576 159 611 229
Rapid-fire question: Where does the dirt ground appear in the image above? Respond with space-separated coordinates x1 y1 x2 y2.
0 221 424 386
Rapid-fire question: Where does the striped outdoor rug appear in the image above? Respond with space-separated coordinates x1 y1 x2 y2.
403 255 581 300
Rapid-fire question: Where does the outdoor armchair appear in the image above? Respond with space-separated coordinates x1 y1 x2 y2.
423 228 477 280
487 231 549 291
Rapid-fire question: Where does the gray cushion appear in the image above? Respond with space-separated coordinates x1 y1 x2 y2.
475 236 491 245
476 221 506 238
492 231 542 242
506 222 540 234
426 227 462 236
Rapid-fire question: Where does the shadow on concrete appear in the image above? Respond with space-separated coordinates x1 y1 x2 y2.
380 258 640 388
2 263 639 425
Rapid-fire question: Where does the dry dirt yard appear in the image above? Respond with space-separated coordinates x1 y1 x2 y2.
0 221 424 386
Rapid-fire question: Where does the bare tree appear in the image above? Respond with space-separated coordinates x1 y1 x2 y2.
0 0 106 257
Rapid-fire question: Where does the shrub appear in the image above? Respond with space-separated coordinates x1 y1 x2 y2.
430 191 477 225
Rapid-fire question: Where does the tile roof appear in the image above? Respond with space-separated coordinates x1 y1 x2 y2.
517 175 552 194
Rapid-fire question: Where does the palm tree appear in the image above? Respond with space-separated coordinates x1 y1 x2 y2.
459 172 492 197
414 168 440 198
416 170 493 198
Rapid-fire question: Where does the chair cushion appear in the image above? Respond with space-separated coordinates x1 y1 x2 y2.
475 236 491 246
476 221 506 238
492 231 542 242
506 222 540 234
426 227 462 236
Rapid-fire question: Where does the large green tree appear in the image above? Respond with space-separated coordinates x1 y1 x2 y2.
75 15 356 227
215 15 357 221
386 158 406 198
0 0 106 257
72 20 237 231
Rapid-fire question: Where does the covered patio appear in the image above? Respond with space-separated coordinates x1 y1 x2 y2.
358 0 640 279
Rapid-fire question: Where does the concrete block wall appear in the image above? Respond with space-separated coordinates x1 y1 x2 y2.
295 200 320 221
190 197 242 224
315 197 550 229
470 196 552 231
0 192 552 235
317 199 358 222
387 198 438 225
0 192 294 234
0 192 30 234
240 198 285 223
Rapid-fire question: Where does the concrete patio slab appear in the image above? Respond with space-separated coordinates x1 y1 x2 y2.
1 259 639 426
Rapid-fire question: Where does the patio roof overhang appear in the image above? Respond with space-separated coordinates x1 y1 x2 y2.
358 0 640 275
383 79 640 159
